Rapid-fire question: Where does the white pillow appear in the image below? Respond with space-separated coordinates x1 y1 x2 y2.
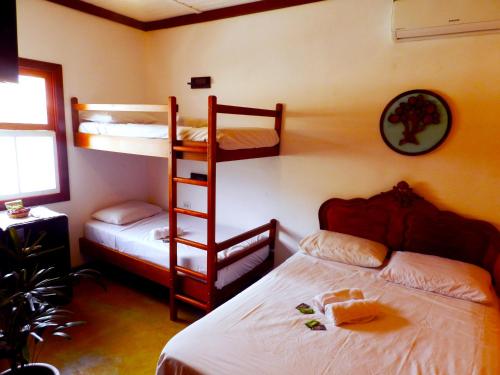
80 112 113 123
80 112 164 124
299 230 388 267
379 251 495 304
178 116 208 128
92 201 162 225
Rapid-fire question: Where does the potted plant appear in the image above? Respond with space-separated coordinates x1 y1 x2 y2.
0 228 103 374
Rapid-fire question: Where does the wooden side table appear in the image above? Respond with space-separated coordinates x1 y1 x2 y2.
0 210 71 278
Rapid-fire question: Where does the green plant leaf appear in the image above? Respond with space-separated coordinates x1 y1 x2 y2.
63 321 86 329
29 332 43 343
26 245 64 259
52 332 71 340
8 228 22 251
23 231 46 256
21 344 30 363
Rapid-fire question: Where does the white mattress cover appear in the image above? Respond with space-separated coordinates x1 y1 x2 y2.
78 122 279 151
84 212 269 290
157 252 500 375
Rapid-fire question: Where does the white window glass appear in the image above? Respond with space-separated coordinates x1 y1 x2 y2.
0 75 48 124
17 135 57 193
0 136 19 196
0 132 58 200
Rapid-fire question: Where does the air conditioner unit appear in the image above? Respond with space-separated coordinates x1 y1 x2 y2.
393 0 500 40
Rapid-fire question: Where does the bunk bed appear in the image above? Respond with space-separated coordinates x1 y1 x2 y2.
71 96 284 320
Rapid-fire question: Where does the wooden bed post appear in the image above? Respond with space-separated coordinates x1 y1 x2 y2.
168 96 179 321
207 95 218 311
269 219 278 251
274 103 283 153
70 97 80 144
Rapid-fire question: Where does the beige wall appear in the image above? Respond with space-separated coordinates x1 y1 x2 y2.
14 0 500 266
17 0 151 265
144 0 500 263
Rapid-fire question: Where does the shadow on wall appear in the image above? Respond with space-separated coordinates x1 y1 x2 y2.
275 223 308 264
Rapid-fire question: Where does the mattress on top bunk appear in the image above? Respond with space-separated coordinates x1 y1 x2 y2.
78 122 279 151
84 212 270 290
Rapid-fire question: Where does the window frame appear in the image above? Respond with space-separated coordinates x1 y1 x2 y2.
0 58 69 207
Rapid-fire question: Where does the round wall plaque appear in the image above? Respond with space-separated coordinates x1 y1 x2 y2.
380 89 451 156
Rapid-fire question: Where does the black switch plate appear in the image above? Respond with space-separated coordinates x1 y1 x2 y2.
188 76 211 89
191 172 208 181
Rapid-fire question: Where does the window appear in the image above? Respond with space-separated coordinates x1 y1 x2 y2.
0 58 69 206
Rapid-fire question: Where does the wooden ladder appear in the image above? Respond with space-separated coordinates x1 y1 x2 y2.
168 96 218 321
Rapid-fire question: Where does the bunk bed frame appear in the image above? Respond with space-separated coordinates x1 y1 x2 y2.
71 96 283 161
72 96 284 320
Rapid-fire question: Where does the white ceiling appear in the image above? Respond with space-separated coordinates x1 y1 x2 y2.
83 0 260 22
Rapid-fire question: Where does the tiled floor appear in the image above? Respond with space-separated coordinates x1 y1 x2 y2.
37 268 202 375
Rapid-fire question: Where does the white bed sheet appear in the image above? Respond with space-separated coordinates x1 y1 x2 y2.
84 212 270 290
78 122 279 151
157 252 500 375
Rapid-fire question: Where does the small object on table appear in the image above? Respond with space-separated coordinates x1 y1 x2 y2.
305 319 326 330
296 303 315 315
5 200 30 219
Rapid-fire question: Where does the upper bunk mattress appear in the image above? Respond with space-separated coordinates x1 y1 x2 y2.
78 122 279 151
84 212 270 290
157 252 500 375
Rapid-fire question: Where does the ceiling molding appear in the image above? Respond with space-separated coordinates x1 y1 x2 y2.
144 0 325 31
46 0 147 30
45 0 325 32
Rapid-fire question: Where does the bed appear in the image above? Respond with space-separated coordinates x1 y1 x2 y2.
83 212 270 290
71 96 283 160
74 95 284 319
156 181 500 375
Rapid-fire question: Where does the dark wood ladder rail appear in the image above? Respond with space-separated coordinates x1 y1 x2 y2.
168 96 282 320
168 96 218 320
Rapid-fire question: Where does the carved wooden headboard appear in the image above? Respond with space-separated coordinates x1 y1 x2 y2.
318 181 500 293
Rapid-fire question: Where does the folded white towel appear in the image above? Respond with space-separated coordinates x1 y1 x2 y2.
312 288 364 313
325 298 379 326
149 226 183 241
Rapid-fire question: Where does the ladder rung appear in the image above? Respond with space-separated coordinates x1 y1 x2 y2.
175 294 208 310
174 207 208 219
175 237 208 251
173 145 207 153
173 177 208 187
175 265 207 281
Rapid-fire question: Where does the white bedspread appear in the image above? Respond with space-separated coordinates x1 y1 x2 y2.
85 212 270 289
157 252 500 375
78 122 279 151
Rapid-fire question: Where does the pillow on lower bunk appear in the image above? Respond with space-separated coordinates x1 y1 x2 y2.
92 201 162 225
299 230 388 267
379 251 495 304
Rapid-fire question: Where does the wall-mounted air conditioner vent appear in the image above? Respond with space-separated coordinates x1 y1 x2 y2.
393 0 500 40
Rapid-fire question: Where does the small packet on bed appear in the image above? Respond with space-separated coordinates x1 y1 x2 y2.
305 319 326 331
296 303 315 314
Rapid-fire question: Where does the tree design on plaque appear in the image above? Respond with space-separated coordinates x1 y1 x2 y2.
387 94 440 146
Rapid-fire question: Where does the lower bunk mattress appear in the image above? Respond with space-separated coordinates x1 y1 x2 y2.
84 212 270 290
